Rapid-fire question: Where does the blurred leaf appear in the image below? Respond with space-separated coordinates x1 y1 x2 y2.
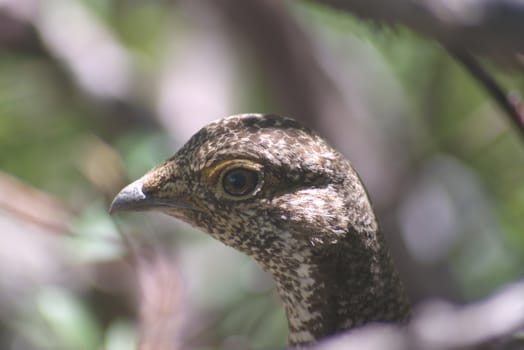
117 130 171 179
69 201 123 263
104 320 136 350
37 287 102 350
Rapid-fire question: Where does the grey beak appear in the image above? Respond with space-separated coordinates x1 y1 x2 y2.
110 178 149 214
110 177 191 214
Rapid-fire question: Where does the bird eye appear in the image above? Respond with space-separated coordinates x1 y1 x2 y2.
222 167 260 197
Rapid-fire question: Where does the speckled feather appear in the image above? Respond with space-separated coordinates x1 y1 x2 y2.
121 114 410 347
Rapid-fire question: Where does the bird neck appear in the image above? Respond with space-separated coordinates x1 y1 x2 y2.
271 230 410 347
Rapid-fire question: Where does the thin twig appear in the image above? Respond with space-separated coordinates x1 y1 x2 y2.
0 171 74 234
111 218 184 350
447 48 524 141
314 0 524 68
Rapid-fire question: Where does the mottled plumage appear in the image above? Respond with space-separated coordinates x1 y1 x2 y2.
111 114 410 346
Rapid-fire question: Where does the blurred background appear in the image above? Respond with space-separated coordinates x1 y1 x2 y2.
1 0 524 349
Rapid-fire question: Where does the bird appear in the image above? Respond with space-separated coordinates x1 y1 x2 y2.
110 114 410 347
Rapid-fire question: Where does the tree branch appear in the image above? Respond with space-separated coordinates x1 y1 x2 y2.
0 171 73 234
310 0 524 142
448 48 524 141
312 0 524 68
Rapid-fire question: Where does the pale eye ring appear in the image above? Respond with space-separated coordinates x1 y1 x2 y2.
222 167 259 197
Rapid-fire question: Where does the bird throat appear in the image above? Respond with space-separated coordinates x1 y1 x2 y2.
266 231 410 347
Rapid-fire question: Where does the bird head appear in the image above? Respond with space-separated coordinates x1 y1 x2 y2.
111 114 378 271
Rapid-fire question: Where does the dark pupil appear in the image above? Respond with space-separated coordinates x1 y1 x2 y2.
223 168 257 196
